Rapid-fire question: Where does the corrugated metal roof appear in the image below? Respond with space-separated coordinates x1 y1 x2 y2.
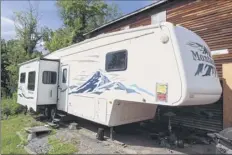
84 0 168 35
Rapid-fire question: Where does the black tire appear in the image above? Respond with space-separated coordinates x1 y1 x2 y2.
44 107 51 119
24 105 28 115
50 107 56 121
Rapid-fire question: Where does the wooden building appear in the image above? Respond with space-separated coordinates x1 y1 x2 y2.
84 0 232 132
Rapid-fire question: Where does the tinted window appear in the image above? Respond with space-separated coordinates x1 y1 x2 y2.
28 71 36 91
62 69 67 83
20 73 26 83
42 71 57 84
106 50 127 72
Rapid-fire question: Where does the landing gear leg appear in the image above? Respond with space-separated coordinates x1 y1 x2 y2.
110 127 114 140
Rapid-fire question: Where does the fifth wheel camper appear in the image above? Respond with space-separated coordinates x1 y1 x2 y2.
17 22 222 128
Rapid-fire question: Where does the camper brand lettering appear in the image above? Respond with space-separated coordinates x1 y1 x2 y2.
187 42 217 77
191 51 214 65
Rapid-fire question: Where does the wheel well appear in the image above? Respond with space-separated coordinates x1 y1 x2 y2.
37 104 56 113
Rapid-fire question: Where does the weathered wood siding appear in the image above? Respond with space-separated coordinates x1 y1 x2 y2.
167 0 232 53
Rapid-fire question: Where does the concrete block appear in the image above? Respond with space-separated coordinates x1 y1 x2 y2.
69 122 78 130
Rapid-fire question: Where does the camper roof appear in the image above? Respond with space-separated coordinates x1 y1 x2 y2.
18 57 59 66
44 22 167 58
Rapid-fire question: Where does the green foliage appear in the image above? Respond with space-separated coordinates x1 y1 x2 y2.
44 27 73 52
1 39 10 97
14 4 46 54
1 93 25 116
45 0 122 52
1 39 41 97
1 116 28 154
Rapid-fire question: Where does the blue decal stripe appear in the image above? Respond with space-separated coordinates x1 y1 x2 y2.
130 84 155 96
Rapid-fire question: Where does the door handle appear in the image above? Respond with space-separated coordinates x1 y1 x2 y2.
50 90 52 97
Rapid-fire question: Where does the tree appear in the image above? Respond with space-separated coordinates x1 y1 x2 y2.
14 1 46 54
44 27 73 52
2 1 43 97
90 2 123 29
5 40 34 96
45 0 122 52
2 39 41 97
1 39 10 97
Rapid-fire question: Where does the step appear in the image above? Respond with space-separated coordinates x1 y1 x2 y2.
52 118 60 123
25 126 51 134
56 113 66 117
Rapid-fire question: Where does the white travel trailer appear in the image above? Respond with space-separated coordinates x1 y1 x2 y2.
17 22 222 128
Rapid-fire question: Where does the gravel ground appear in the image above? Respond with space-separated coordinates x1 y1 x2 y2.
27 136 50 154
25 115 216 154
54 128 125 154
25 127 126 154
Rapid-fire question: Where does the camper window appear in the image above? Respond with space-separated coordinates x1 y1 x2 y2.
28 71 36 91
20 73 26 83
106 50 127 72
62 69 67 83
42 71 57 84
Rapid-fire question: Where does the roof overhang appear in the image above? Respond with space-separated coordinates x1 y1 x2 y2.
18 57 59 66
84 0 168 36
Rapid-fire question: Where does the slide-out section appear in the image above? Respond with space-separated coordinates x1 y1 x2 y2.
17 60 39 111
17 58 59 112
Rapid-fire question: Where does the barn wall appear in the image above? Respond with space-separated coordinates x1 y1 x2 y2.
89 0 173 37
167 0 232 53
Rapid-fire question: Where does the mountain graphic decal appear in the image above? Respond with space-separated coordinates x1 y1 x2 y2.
69 71 110 94
92 81 139 95
69 70 154 97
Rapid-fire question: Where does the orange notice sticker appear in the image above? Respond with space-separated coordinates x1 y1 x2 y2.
156 84 168 102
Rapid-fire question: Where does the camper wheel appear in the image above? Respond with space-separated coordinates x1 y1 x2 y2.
50 107 56 121
44 107 51 119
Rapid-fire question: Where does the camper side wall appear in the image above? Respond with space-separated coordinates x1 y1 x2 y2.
17 61 40 111
58 24 183 126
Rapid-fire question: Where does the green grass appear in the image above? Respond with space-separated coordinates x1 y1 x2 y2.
1 96 78 154
2 113 78 154
1 114 45 154
48 137 78 154
1 115 30 154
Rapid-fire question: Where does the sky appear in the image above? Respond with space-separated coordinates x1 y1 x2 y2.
1 0 154 41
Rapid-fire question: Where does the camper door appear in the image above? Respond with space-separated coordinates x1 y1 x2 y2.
58 65 69 112
37 60 59 105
